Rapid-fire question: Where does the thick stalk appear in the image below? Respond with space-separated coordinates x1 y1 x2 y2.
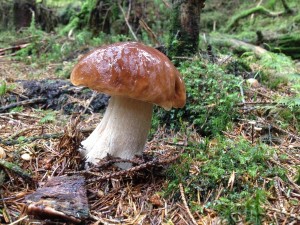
81 96 153 166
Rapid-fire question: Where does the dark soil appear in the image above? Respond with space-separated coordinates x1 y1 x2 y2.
1 79 109 114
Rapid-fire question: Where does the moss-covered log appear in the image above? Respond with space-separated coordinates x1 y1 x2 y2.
207 35 267 57
225 6 285 32
206 34 299 82
225 0 295 33
263 33 300 59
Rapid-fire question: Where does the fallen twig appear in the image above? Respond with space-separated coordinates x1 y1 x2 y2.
0 112 41 119
6 216 28 225
238 101 278 106
118 1 138 41
0 133 63 145
85 160 159 183
264 206 300 221
69 149 182 183
0 44 30 56
139 19 160 45
179 183 198 225
0 159 32 182
261 120 300 141
250 89 274 99
0 98 47 113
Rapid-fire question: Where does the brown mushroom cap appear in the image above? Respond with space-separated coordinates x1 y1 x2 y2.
71 42 186 110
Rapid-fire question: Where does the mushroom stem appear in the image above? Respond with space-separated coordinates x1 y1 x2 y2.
81 96 153 167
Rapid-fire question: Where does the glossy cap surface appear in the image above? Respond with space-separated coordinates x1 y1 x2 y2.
71 42 186 110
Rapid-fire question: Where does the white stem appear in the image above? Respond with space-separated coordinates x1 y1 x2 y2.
81 96 153 167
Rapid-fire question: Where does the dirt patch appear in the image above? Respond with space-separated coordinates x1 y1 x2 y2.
1 79 109 114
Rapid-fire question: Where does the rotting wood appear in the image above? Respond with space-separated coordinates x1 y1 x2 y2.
208 35 267 57
179 183 198 225
25 175 89 224
0 43 30 56
263 33 300 59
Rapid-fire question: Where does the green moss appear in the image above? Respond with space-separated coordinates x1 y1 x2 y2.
225 6 271 32
238 51 299 88
296 168 300 185
165 136 285 224
154 59 241 136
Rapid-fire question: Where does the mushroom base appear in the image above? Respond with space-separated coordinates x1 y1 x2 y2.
81 96 153 168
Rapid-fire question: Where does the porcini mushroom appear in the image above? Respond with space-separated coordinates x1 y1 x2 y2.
71 42 186 167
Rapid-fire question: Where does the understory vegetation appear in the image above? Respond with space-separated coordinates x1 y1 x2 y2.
167 137 283 224
155 60 242 136
0 0 300 224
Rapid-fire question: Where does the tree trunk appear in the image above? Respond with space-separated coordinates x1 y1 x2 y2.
169 0 205 58
0 2 12 30
35 4 58 32
13 0 36 30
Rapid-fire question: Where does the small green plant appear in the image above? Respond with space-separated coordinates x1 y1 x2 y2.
17 136 26 143
0 81 16 96
10 106 24 113
39 111 56 124
296 167 300 185
0 81 7 96
245 189 266 225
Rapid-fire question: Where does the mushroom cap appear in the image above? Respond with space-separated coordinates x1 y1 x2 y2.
71 42 186 110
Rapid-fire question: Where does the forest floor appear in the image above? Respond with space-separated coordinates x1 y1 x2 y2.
1 55 300 225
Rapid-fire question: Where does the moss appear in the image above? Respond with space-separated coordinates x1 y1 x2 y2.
225 6 283 32
264 33 300 59
294 14 300 23
155 59 241 136
165 136 284 224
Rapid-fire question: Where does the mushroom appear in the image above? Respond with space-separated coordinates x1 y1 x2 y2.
71 42 186 168
246 78 260 88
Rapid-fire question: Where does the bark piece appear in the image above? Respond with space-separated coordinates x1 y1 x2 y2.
25 175 89 224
